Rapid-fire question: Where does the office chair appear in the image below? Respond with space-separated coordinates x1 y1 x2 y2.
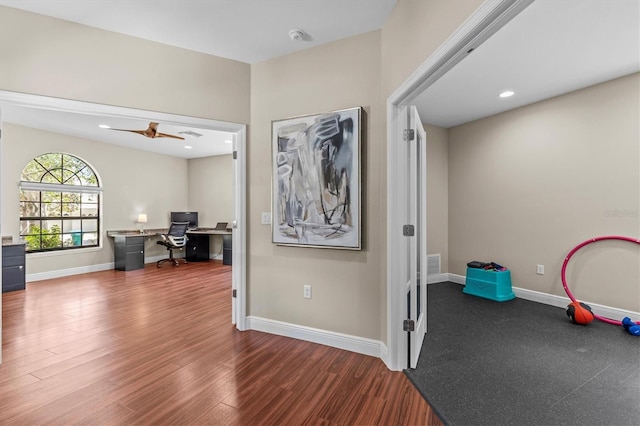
157 222 189 267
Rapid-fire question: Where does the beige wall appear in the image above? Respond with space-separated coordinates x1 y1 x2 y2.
381 0 485 96
0 5 250 125
1 123 188 275
0 5 248 275
448 73 640 311
188 154 233 255
425 124 449 272
249 31 383 339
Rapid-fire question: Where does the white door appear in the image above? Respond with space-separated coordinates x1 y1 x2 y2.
403 105 427 369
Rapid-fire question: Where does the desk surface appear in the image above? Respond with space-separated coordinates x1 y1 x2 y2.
186 228 232 235
107 228 231 237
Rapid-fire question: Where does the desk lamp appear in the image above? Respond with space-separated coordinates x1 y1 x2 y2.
137 213 148 234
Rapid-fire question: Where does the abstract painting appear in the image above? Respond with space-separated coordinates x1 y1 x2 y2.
272 107 361 249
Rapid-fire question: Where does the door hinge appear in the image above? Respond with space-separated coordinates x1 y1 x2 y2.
403 224 415 236
232 289 237 298
403 129 415 141
233 151 238 159
403 319 415 332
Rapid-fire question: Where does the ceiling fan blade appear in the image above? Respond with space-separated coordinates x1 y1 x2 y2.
107 122 183 140
156 132 185 140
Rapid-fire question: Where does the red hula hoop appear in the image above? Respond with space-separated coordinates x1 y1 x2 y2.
561 235 640 326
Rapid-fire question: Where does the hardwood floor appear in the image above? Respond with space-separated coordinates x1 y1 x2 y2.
1 262 442 425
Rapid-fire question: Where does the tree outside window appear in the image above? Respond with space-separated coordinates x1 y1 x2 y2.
19 153 101 252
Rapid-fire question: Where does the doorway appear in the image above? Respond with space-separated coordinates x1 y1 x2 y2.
0 91 248 351
385 0 534 371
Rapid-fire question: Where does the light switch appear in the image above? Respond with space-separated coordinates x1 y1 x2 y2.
261 212 271 225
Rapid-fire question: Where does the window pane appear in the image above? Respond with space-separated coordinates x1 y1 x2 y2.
35 153 62 168
63 154 84 173
20 220 41 235
20 201 40 218
41 169 62 183
21 161 47 182
78 167 98 186
20 190 40 202
81 193 98 203
82 232 98 246
41 233 62 249
62 192 80 202
62 219 82 233
42 191 61 202
42 203 62 217
82 218 98 232
42 220 62 233
41 220 62 249
62 203 81 217
25 235 42 251
63 233 82 247
82 204 98 217
62 172 82 186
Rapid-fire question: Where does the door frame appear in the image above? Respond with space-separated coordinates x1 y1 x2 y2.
0 90 248 340
385 0 535 371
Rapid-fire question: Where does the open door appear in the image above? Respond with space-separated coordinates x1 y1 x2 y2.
403 105 427 369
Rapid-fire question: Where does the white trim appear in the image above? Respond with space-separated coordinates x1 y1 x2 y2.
0 90 248 336
426 273 449 284
0 91 242 132
443 274 640 321
447 273 466 285
20 182 102 194
27 262 113 282
232 125 247 330
386 0 535 371
247 316 383 358
512 286 640 321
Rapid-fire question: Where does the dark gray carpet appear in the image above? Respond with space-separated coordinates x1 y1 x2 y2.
405 282 640 426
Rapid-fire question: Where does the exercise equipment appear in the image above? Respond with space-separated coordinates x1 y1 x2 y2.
561 236 640 332
622 317 640 336
566 301 594 325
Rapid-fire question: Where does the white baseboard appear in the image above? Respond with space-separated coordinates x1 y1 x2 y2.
433 273 640 321
26 255 169 282
426 273 449 284
27 262 114 282
247 316 383 358
512 286 640 321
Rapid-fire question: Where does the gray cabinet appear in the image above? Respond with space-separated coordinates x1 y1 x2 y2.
223 234 232 266
186 233 209 262
2 243 26 292
114 235 145 271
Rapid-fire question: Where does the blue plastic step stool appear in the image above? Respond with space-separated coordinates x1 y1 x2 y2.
463 267 515 302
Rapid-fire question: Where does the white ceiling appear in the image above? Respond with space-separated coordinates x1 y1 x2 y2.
0 0 638 158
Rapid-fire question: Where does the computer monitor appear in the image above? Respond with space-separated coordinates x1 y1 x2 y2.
170 211 198 229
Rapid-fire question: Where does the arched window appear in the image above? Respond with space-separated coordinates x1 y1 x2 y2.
19 153 101 253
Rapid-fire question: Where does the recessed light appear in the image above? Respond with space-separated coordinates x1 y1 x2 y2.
499 91 515 98
184 145 193 149
98 124 111 129
225 140 232 144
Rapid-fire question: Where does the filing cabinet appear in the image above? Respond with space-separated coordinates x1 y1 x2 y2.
2 243 26 292
114 235 145 271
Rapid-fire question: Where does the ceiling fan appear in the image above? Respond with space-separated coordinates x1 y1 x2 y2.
109 122 185 140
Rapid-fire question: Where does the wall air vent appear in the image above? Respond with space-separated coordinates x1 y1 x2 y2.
427 254 441 275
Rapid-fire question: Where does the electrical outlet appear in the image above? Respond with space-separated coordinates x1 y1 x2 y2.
303 285 312 299
537 264 544 275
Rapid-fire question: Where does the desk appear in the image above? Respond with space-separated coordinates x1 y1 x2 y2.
185 229 232 264
107 229 232 270
108 231 159 271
